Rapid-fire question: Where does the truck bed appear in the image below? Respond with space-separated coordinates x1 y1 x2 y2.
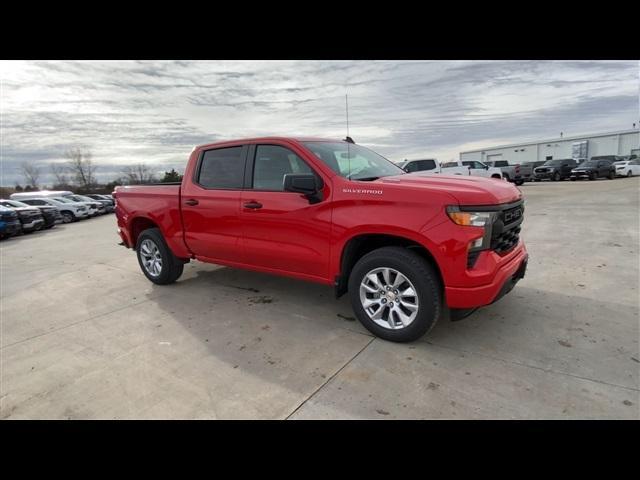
114 183 189 257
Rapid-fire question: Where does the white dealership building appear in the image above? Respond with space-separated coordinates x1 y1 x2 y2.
459 128 640 164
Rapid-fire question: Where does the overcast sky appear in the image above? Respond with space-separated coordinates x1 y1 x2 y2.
1 60 638 186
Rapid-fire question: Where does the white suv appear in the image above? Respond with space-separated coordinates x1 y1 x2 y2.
19 197 89 223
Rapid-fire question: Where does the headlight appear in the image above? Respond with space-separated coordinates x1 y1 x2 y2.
446 207 497 251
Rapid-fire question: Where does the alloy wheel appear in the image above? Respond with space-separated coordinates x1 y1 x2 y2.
359 267 419 330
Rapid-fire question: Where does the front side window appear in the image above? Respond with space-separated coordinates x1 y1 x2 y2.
404 161 419 172
303 142 404 181
253 145 313 191
198 146 244 189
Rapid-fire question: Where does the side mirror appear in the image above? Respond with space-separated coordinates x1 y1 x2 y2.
485 165 489 170
283 174 323 204
403 166 410 173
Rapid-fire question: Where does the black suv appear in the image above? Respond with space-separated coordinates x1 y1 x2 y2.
533 159 577 181
570 158 616 180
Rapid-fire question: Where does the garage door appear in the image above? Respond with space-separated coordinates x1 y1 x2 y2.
486 154 503 162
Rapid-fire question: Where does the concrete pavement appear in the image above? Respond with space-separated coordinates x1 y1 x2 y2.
1 177 638 419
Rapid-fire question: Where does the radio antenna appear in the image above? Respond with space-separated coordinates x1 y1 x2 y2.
346 93 351 179
346 94 350 138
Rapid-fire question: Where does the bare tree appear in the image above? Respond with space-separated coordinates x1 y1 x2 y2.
20 162 41 188
65 147 97 190
122 163 157 185
50 162 69 186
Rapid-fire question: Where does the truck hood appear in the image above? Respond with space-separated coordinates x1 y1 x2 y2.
377 174 522 205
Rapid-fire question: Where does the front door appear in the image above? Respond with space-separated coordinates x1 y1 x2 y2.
240 143 332 281
181 145 247 263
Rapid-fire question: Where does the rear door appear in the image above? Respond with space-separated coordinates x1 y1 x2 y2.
240 143 332 280
181 145 248 263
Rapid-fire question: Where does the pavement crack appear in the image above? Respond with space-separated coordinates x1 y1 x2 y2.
285 337 376 419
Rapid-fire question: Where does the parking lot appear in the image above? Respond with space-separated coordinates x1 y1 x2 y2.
1 177 638 419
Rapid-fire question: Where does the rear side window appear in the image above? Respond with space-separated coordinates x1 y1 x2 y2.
198 147 244 189
253 145 313 191
419 160 436 170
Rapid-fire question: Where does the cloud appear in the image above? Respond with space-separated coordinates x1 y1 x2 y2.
1 60 638 186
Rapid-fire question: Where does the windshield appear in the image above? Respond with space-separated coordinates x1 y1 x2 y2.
543 160 568 166
303 142 404 181
1 200 29 208
581 161 599 167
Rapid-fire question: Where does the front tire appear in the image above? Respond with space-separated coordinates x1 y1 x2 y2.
136 228 184 285
515 179 524 186
553 171 561 181
627 170 633 177
348 246 441 342
61 211 75 223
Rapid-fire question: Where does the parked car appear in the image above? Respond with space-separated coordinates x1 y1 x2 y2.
114 137 528 343
613 158 640 177
408 159 504 179
62 194 105 216
0 199 61 228
0 205 22 239
533 159 577 181
570 158 616 180
0 200 45 233
17 197 89 223
82 194 114 212
483 160 534 186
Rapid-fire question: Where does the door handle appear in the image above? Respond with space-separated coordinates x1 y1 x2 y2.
185 199 199 206
243 201 263 209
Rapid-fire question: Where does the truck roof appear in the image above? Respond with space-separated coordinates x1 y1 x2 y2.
194 136 345 150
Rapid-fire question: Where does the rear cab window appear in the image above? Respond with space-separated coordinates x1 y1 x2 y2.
196 146 245 189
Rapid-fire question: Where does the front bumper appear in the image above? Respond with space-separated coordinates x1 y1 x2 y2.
533 171 553 179
22 218 44 231
570 171 592 179
1 221 22 236
446 244 528 308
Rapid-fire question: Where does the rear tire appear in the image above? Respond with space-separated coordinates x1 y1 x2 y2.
515 179 524 186
348 246 441 343
136 228 184 285
627 170 633 177
608 171 615 180
553 171 561 181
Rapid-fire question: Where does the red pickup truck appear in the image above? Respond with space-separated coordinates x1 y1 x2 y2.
114 137 528 342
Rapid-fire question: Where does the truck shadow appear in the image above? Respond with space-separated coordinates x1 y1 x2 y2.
146 267 639 418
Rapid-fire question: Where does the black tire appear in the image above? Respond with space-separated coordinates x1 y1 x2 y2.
515 179 524 186
348 246 441 343
608 171 615 180
570 177 576 181
61 211 75 223
627 170 633 177
589 173 596 181
553 171 561 181
533 178 541 182
135 228 184 285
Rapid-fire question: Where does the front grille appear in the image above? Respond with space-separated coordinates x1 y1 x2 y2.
491 204 523 254
491 225 521 254
1 212 18 221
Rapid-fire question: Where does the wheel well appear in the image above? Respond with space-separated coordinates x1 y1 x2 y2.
130 217 158 248
336 234 443 297
491 174 502 179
